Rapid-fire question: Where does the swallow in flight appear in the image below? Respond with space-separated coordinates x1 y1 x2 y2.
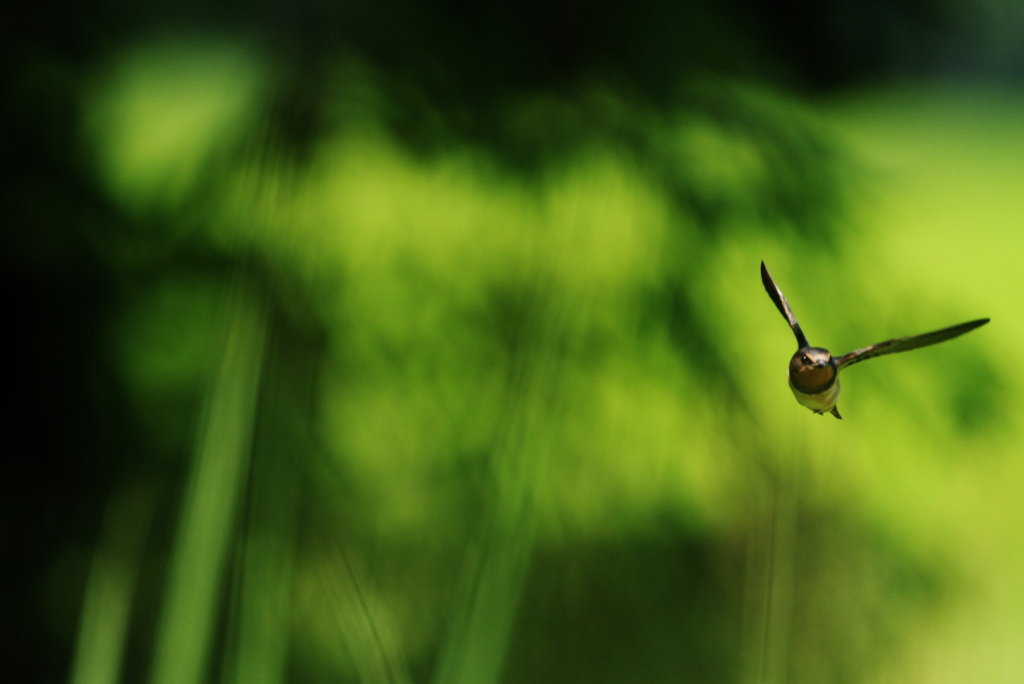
760 261 989 419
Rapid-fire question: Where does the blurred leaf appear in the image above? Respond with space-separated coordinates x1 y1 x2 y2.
83 39 267 216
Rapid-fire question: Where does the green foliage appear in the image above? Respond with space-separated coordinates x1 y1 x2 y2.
48 41 1022 684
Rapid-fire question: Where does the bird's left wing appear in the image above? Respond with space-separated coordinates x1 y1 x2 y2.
836 318 990 371
760 261 810 349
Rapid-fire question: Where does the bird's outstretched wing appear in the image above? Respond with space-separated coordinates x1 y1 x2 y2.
760 261 810 349
836 318 989 371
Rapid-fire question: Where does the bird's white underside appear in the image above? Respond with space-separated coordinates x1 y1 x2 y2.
789 374 842 414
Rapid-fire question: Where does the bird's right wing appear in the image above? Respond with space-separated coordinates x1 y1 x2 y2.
760 261 810 349
836 318 990 371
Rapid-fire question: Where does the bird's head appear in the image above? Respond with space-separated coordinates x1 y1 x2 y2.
789 347 837 394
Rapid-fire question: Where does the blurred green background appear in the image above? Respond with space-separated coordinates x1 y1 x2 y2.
4 2 1024 683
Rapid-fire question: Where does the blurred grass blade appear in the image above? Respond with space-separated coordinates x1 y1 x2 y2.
430 396 546 684
68 485 154 684
320 543 412 684
225 501 295 684
742 445 799 684
149 284 268 684
432 203 598 684
224 326 311 684
431 501 536 684
761 484 796 684
428 362 541 684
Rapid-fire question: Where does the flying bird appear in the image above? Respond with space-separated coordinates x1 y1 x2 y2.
760 261 989 419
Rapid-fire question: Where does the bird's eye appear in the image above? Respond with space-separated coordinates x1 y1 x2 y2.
800 354 809 363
